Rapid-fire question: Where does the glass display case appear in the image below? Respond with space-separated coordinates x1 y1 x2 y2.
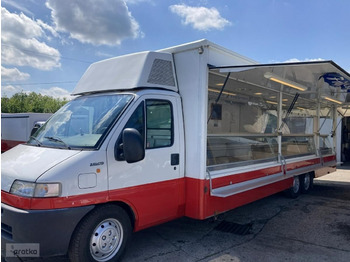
207 66 336 169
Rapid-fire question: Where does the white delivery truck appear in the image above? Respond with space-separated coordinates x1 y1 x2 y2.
2 39 349 261
1 113 52 152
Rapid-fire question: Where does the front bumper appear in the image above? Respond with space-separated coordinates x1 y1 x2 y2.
1 202 94 258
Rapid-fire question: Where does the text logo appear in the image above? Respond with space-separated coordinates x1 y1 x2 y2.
6 243 40 257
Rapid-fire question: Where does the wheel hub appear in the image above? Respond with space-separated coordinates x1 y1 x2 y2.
90 219 123 261
293 177 300 193
303 174 310 190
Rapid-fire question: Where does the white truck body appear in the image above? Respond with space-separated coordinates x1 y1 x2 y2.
2 39 349 261
1 113 52 152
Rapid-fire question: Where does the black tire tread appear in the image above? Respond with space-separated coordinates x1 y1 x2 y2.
68 204 132 262
301 173 314 194
285 176 301 199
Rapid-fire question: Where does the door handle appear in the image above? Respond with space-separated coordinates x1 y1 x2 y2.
171 153 179 166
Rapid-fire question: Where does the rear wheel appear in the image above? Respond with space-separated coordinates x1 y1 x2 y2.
69 205 132 262
286 176 301 198
301 173 313 193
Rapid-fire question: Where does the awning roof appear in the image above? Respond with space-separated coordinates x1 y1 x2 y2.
209 60 350 116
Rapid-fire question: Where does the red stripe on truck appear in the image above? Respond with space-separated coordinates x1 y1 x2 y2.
1 140 25 152
1 179 186 231
1 190 109 210
203 178 293 219
1 156 335 230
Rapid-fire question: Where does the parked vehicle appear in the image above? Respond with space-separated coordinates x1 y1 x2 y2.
1 113 52 152
2 39 349 261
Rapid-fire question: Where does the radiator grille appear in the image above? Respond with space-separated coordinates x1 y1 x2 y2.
1 223 13 239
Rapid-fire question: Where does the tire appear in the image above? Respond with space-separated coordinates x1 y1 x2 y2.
69 205 132 262
286 176 301 198
301 172 313 194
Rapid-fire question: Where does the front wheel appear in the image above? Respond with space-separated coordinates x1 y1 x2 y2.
69 205 132 262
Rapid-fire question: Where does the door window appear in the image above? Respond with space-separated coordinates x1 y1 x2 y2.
116 99 173 160
146 100 173 149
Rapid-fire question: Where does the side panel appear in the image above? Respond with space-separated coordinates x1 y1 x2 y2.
173 45 256 181
173 49 208 180
108 179 186 231
106 92 185 230
315 166 337 178
185 155 336 220
1 116 29 142
204 178 292 218
315 155 337 177
1 179 185 232
185 176 292 220
185 177 206 219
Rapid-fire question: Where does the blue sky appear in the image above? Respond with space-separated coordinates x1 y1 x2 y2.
1 0 350 99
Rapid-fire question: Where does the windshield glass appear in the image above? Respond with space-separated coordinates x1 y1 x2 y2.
29 93 133 149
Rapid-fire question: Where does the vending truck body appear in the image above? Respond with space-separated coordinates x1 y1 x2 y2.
2 39 349 261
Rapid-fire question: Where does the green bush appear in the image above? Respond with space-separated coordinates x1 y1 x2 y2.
1 92 68 113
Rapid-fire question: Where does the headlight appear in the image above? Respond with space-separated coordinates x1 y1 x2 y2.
10 180 35 197
10 180 61 198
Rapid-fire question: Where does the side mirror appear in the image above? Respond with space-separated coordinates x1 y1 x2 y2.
122 128 145 163
30 125 40 136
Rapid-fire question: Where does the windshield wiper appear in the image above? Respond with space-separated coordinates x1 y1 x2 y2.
30 136 42 147
45 136 71 150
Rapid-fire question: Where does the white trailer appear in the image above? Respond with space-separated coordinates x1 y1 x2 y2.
2 40 349 261
1 113 52 152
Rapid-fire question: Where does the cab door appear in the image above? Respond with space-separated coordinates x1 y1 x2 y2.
106 93 184 230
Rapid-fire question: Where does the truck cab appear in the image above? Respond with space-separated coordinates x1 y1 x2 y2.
1 51 186 261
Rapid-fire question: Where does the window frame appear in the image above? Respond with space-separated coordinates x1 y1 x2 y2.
145 99 174 149
115 98 174 161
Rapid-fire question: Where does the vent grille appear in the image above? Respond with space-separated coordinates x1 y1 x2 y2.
2 223 13 239
215 221 252 235
147 59 175 87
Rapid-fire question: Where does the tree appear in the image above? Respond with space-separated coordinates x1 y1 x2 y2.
1 92 68 113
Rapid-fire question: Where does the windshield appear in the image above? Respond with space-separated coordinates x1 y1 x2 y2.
29 93 133 149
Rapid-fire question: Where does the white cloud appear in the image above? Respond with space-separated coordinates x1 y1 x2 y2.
1 85 72 100
1 0 34 16
39 87 72 100
1 66 30 82
125 0 153 4
283 58 325 63
169 4 231 31
95 51 115 58
1 7 61 71
36 19 59 38
1 85 24 97
46 0 142 46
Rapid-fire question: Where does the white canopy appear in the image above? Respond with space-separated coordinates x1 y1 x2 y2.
209 61 350 116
